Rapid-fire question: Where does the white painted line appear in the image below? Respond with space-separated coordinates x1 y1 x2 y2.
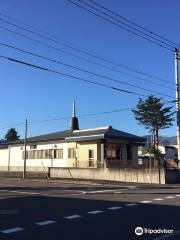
0 189 85 197
0 189 39 195
114 191 122 194
36 220 56 226
108 206 122 210
64 215 81 220
140 200 152 203
126 203 138 207
165 196 175 199
1 227 24 234
153 198 164 201
88 210 104 214
87 189 118 194
176 194 180 197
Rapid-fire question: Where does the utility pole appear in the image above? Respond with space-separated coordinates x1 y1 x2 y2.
23 118 28 179
175 48 180 168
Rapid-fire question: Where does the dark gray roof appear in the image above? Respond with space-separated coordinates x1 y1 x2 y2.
0 126 146 146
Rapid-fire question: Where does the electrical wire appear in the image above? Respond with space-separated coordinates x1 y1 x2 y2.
67 0 174 51
0 42 174 97
78 0 175 50
88 0 177 47
0 55 148 97
0 15 174 85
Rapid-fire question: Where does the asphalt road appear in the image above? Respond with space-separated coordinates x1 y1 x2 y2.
0 178 180 240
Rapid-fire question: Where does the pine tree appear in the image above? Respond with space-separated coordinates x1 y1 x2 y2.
5 128 20 142
132 95 174 150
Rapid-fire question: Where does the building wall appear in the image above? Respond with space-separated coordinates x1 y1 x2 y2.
77 142 98 168
0 148 9 170
0 140 139 169
0 142 69 170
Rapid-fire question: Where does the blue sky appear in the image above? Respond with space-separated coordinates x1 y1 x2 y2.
0 0 179 138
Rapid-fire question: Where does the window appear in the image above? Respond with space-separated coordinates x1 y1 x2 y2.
68 148 76 158
89 149 94 160
106 144 122 160
30 145 37 149
54 149 63 159
24 149 64 159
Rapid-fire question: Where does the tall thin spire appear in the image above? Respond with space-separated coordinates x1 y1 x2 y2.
70 100 79 131
72 99 76 117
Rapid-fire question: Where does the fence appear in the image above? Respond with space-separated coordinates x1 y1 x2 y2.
50 167 165 184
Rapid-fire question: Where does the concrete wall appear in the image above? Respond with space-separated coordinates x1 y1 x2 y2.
50 167 165 184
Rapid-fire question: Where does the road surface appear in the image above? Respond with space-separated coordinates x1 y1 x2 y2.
0 178 180 240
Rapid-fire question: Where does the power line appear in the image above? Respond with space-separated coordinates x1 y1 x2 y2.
1 55 148 97
88 0 177 47
0 101 175 136
0 42 174 97
79 0 175 49
0 15 174 85
29 107 133 124
67 0 174 51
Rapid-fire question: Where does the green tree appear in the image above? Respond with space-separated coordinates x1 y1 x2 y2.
132 96 174 183
5 128 20 142
132 95 174 150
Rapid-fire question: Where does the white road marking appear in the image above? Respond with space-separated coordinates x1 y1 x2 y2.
0 189 39 195
153 198 164 201
88 210 104 214
176 194 180 197
36 220 56 226
0 189 86 197
108 206 122 210
114 191 122 194
140 200 152 203
165 196 175 199
64 215 81 219
1 227 24 234
87 189 120 194
126 203 138 206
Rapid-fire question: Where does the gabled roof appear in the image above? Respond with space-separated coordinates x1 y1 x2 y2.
0 126 146 146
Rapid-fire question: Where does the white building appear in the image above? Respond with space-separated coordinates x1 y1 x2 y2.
0 102 145 172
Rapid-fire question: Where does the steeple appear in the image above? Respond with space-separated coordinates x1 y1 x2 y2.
70 100 79 131
72 99 76 117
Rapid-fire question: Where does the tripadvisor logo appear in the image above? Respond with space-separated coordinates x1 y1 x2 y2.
135 227 174 236
135 227 143 236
